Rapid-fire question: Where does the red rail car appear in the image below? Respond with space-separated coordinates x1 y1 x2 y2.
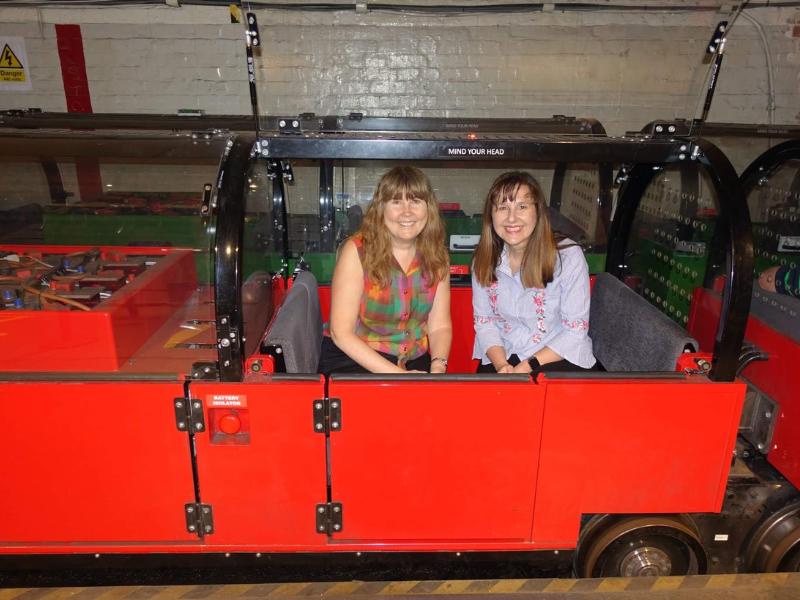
0 123 796 577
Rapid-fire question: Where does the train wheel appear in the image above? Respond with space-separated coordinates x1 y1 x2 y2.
577 516 706 578
746 501 800 572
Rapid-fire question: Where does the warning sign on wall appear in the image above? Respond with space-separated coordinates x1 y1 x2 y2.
0 37 32 91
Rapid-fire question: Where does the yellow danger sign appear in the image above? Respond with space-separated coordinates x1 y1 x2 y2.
0 38 30 88
1 44 23 69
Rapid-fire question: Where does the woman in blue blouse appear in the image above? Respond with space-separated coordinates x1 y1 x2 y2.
472 171 597 375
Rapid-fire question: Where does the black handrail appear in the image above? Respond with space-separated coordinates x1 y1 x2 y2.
213 134 257 382
609 138 752 382
740 140 800 189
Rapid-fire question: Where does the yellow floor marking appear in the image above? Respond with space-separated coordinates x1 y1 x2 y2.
651 577 684 590
378 581 420 595
434 580 473 594
269 583 313 596
705 574 737 589
542 579 576 593
489 579 528 593
92 586 145 600
207 584 257 597
596 578 631 592
755 573 791 587
324 582 366 596
0 591 32 600
130 586 200 600
31 589 74 599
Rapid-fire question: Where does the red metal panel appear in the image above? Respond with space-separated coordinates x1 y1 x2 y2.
191 379 328 548
686 287 719 352
760 323 800 485
688 288 800 488
533 378 744 545
0 382 196 548
0 246 196 372
328 378 544 544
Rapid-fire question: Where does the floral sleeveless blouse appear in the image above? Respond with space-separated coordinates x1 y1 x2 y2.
353 236 438 362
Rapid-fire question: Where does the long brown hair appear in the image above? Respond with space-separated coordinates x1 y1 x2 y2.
357 166 449 287
473 171 560 289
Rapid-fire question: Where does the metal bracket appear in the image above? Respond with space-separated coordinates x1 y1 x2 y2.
246 12 260 48
216 315 240 371
316 502 343 535
277 118 301 135
185 503 214 536
261 343 287 372
650 122 689 137
706 21 728 55
739 384 778 454
190 361 219 380
282 161 294 182
200 182 213 218
313 398 342 434
267 159 294 182
674 142 702 162
174 396 206 433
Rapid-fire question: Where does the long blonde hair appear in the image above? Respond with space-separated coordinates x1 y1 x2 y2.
357 166 449 287
473 171 560 289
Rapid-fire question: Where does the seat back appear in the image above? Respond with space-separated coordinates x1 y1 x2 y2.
589 272 698 372
263 270 323 373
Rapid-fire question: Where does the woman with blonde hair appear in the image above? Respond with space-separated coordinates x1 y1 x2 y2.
319 166 452 374
472 171 596 375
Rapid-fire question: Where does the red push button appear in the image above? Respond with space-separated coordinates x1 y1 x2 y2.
218 412 242 435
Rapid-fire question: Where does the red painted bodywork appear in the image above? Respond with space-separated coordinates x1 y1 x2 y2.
190 380 328 548
688 287 800 489
0 246 197 372
0 274 746 555
0 373 743 554
328 378 544 545
0 382 196 547
534 377 742 544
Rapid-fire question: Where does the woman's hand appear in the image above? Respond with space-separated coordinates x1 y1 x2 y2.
496 363 514 374
758 266 779 293
511 361 531 374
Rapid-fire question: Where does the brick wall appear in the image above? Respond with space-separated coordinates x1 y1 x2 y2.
0 3 798 138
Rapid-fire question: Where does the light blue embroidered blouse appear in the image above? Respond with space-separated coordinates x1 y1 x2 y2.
472 240 596 368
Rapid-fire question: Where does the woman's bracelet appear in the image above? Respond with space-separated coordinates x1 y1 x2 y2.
431 356 448 368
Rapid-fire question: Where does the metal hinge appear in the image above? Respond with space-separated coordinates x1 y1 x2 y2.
313 398 342 434
316 502 343 535
185 502 214 536
174 396 206 433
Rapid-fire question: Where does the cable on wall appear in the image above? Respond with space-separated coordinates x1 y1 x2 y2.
740 11 777 126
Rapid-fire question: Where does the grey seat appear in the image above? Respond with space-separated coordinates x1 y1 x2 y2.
263 270 323 373
589 272 698 372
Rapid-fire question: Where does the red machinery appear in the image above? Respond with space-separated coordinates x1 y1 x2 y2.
0 123 797 578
